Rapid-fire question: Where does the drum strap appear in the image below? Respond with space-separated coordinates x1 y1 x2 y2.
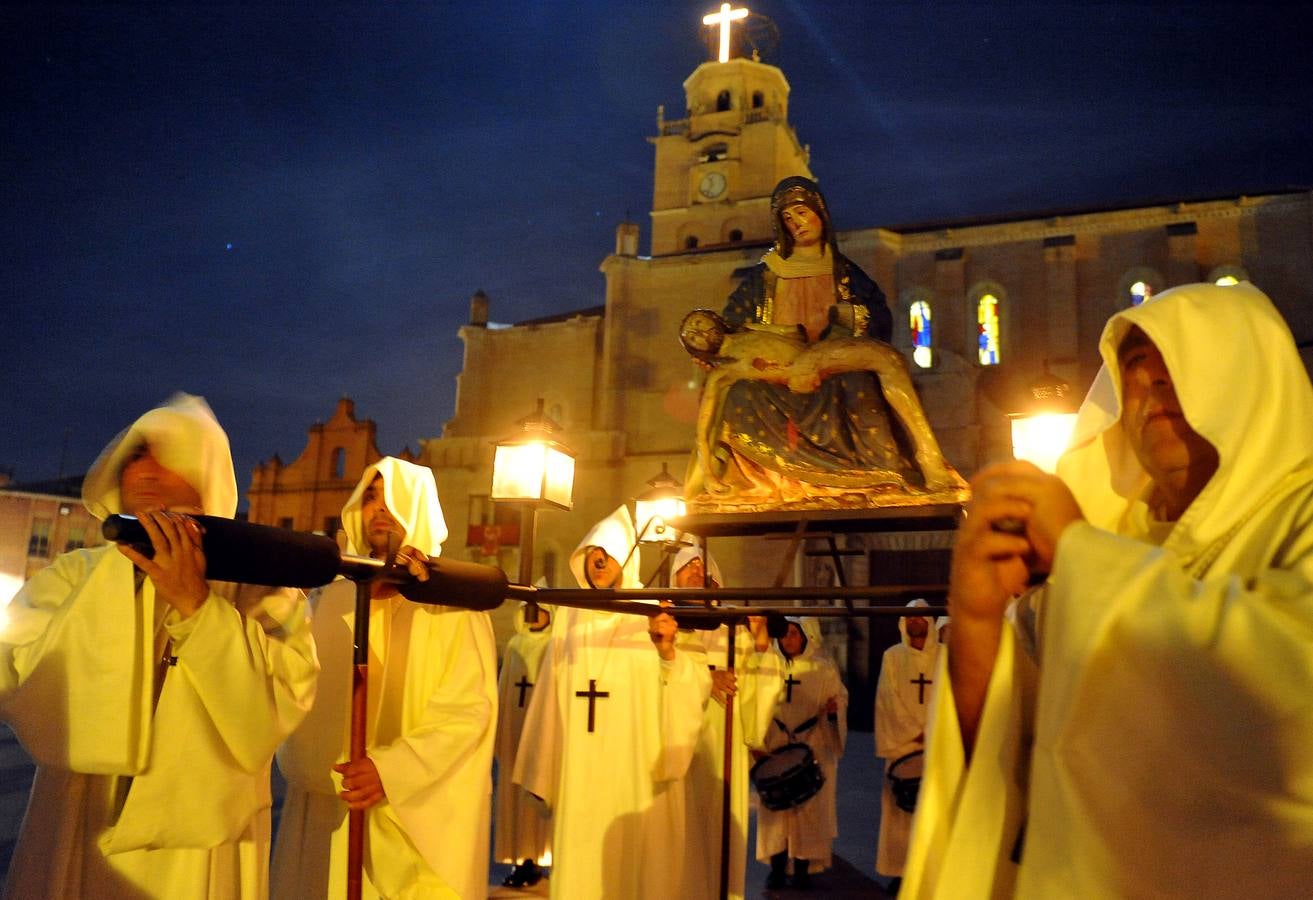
773 715 820 741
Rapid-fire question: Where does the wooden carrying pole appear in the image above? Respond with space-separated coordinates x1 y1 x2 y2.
346 578 371 900
718 621 736 900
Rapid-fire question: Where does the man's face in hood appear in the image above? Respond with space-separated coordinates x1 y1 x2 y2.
584 546 623 589
674 556 719 589
1118 327 1219 518
905 615 929 639
361 475 405 559
119 444 203 515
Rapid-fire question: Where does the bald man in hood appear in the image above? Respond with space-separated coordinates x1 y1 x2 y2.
905 283 1313 898
0 394 319 900
273 457 497 900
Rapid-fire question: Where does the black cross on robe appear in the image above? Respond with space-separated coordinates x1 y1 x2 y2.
515 675 533 708
784 674 802 703
575 678 610 733
912 672 933 704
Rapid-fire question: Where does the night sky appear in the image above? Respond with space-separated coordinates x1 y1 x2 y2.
4 1 1311 503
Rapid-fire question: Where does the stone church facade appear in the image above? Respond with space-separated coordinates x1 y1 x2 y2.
416 53 1313 594
248 49 1312 712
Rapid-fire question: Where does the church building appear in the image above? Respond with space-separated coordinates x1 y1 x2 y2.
248 12 1313 718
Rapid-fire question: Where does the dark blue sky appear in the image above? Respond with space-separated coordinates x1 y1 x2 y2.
4 1 1310 501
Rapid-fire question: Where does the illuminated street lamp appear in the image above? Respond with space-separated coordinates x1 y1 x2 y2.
634 462 686 543
620 462 690 587
1009 362 1079 474
492 400 576 616
492 399 575 509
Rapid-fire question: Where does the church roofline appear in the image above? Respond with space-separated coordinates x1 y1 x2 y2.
883 186 1311 235
512 304 606 327
649 237 772 259
1 475 84 499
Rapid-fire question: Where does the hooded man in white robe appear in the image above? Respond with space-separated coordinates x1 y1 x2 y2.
513 505 711 900
272 457 497 900
904 282 1313 898
493 601 554 888
0 393 319 900
672 547 780 900
874 598 939 885
756 616 848 890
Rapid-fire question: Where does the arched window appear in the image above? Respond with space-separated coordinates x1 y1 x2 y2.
728 228 743 242
752 90 764 109
909 300 933 368
977 294 1001 365
700 142 728 162
685 235 700 250
1120 267 1164 308
330 446 345 479
716 90 731 112
1208 263 1250 287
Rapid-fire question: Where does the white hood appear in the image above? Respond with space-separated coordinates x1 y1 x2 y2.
898 598 939 651
568 504 640 589
340 457 448 557
82 393 236 519
671 544 723 587
1056 281 1313 562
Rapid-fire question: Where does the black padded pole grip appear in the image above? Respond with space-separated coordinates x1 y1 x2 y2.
102 513 343 588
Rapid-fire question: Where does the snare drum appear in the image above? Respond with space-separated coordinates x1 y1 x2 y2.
750 742 825 811
887 749 924 813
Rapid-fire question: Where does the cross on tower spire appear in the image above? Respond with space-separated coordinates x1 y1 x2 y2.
703 3 749 63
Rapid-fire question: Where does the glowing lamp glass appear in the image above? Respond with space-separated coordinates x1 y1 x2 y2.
1010 412 1078 474
492 441 575 509
635 494 687 543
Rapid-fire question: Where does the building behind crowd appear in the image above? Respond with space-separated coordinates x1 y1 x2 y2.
246 42 1313 722
0 474 105 607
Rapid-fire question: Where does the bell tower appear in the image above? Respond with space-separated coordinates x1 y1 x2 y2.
648 6 813 256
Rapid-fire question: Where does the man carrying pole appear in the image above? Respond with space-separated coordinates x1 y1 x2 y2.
273 457 498 899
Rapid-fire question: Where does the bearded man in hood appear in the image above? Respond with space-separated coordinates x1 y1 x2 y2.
904 282 1313 898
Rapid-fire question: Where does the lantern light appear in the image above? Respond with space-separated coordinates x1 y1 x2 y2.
491 399 576 510
633 462 686 544
1009 363 1079 474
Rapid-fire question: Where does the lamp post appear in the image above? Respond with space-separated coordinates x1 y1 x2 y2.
628 462 688 585
1009 361 1079 474
491 399 576 618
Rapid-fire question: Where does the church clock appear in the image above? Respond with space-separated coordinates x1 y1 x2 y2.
698 171 727 200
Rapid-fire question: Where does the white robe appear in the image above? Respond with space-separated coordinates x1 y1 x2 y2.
681 625 781 900
492 617 552 866
0 546 318 900
273 581 498 900
874 610 939 877
904 282 1313 899
513 505 711 900
273 456 497 900
755 639 848 868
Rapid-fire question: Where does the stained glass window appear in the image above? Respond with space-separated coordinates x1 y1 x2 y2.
909 300 933 368
977 293 1000 365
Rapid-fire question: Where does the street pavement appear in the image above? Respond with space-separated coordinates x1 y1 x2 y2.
0 724 897 897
